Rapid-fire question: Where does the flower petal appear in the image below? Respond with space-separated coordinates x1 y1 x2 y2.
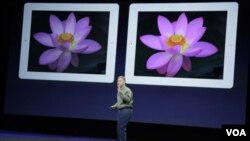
33 33 55 47
186 27 206 46
172 21 177 30
192 42 218 57
71 53 79 67
62 20 66 30
156 63 168 74
175 13 188 36
166 54 183 77
74 17 90 41
140 35 163 51
50 15 63 34
172 45 181 54
71 43 88 53
62 41 69 49
48 60 58 70
183 47 201 57
188 17 203 31
80 39 101 54
51 33 60 47
65 12 76 34
158 15 174 37
56 51 72 72
74 26 92 42
39 49 63 65
77 16 90 28
182 56 192 72
146 52 173 69
159 36 169 50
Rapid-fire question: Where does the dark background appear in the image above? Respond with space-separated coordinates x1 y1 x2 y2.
1 0 249 140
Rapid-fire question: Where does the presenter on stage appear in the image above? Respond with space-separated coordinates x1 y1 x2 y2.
110 75 133 141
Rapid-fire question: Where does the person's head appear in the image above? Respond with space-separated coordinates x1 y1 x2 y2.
117 75 126 88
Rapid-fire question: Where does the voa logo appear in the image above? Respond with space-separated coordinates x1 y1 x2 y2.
226 129 246 136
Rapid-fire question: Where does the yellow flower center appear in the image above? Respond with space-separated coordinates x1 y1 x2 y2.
166 35 188 54
166 35 185 47
58 33 74 45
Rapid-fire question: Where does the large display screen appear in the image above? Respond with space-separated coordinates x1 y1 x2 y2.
125 3 238 88
19 3 119 83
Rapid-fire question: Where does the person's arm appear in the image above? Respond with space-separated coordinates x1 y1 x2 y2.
111 102 129 109
118 89 132 103
116 104 127 109
110 102 118 109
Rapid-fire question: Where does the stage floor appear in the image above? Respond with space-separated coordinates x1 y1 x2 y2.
0 130 117 141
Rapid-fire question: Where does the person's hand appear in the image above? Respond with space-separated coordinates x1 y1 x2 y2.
117 87 121 92
110 105 116 110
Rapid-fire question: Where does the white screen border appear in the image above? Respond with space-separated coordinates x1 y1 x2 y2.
19 3 119 83
125 2 238 88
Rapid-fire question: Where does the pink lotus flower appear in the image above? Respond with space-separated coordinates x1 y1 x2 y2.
33 12 101 72
140 13 218 77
